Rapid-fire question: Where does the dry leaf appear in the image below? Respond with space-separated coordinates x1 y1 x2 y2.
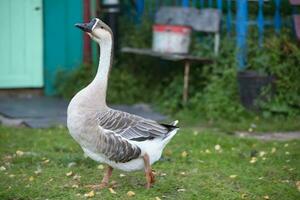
73 174 81 180
67 162 76 168
205 149 211 154
284 143 289 147
263 195 270 199
29 176 34 181
180 172 186 176
34 168 42 175
229 175 237 179
181 151 188 158
42 159 50 164
155 197 162 200
214 144 221 151
271 147 276 154
0 166 6 171
250 157 257 164
193 131 199 136
72 184 79 188
296 181 300 191
9 174 15 178
127 191 135 197
109 187 116 194
177 188 186 192
258 177 264 180
66 171 73 177
259 151 266 157
97 164 104 170
248 127 253 132
16 150 24 156
119 173 126 177
84 190 95 198
241 193 247 199
285 151 290 155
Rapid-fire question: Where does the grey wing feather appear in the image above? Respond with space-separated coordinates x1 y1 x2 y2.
98 109 169 141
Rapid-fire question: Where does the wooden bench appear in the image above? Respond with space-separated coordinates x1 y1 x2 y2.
122 6 221 104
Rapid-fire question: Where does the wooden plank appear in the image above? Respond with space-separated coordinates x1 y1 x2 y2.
121 47 213 63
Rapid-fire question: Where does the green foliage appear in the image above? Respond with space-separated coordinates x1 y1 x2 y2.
247 29 300 117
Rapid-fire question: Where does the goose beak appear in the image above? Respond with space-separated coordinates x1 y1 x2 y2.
75 18 97 32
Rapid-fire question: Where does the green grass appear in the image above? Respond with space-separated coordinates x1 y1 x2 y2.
0 125 299 200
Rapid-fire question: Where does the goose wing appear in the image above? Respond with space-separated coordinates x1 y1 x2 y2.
98 109 174 141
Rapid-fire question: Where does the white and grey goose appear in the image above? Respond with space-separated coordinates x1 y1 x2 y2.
67 18 179 189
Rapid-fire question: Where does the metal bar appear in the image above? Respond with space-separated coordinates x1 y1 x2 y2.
182 0 189 7
226 0 232 34
236 0 248 70
257 0 264 46
217 0 223 11
274 0 281 33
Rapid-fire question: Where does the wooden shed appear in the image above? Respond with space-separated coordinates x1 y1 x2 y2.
0 0 83 95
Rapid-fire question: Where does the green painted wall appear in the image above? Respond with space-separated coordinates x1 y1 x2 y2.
0 0 43 88
43 0 83 95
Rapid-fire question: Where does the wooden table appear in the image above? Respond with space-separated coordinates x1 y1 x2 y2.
122 47 213 104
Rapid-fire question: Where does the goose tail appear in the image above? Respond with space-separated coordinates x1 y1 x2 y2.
161 120 179 147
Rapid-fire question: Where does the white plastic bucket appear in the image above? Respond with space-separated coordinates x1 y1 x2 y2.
152 24 191 54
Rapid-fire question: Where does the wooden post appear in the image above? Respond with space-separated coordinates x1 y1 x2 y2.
183 61 190 104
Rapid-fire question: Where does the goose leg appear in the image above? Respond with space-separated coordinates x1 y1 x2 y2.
85 165 113 190
143 153 155 189
99 165 113 188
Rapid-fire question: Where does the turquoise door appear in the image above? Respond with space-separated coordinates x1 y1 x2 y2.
0 0 43 88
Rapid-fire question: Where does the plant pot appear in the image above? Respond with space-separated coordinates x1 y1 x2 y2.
237 70 275 111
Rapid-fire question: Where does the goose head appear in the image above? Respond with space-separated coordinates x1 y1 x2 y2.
75 18 112 43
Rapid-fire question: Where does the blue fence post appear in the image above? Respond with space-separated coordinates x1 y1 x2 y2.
274 0 281 33
217 0 223 11
226 0 232 34
136 0 144 23
257 0 264 47
182 0 189 7
236 0 248 70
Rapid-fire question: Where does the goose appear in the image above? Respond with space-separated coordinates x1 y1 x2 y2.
67 18 179 189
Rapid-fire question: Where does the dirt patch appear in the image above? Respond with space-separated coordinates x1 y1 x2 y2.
235 131 300 141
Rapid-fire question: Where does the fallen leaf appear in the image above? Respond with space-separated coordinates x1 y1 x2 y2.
180 172 186 176
66 171 73 177
181 151 188 158
73 174 81 180
214 144 221 151
177 188 186 192
193 131 199 136
296 181 300 191
250 157 257 164
241 193 247 199
248 128 253 132
160 173 167 176
205 149 211 154
0 166 6 171
119 173 126 177
285 151 290 155
68 162 76 168
42 159 50 164
284 143 289 148
262 157 267 161
34 168 42 175
97 164 104 170
9 174 15 178
16 150 24 156
259 151 267 157
127 191 135 197
229 175 237 179
155 197 162 200
84 190 95 198
258 177 264 180
72 184 79 188
271 147 276 154
29 176 34 181
109 187 116 194
263 195 270 199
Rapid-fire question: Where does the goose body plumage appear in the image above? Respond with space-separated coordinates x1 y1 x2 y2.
67 18 179 187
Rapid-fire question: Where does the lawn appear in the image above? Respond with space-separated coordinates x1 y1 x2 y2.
0 125 299 200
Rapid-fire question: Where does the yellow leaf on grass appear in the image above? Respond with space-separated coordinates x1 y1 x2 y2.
29 176 34 181
155 197 162 200
263 195 270 199
229 175 237 179
259 151 267 157
296 181 300 191
250 157 257 164
84 190 95 198
42 159 50 164
241 193 247 199
181 151 188 158
205 149 211 154
66 171 73 177
271 147 276 154
127 191 135 197
119 173 126 177
16 150 24 156
284 143 289 147
0 166 6 171
109 188 116 194
214 144 221 151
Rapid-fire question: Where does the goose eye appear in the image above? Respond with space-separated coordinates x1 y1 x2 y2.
100 26 104 29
